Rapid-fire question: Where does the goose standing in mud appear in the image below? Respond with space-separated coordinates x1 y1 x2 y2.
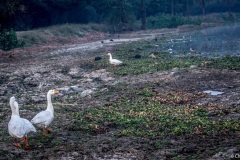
31 89 59 136
8 97 36 150
107 53 123 66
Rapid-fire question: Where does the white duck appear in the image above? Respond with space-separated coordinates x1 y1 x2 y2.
149 53 156 59
107 53 123 66
31 89 59 136
8 97 36 150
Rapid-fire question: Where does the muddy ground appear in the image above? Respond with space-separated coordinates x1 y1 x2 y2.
0 25 240 160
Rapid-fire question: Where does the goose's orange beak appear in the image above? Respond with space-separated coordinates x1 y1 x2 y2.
53 90 59 94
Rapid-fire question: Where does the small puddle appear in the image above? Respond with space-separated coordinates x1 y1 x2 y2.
203 90 224 95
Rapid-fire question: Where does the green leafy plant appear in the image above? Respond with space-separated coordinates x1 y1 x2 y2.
0 29 25 51
69 89 240 138
208 56 240 70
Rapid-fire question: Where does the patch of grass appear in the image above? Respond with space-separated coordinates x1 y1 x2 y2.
94 39 240 76
47 24 85 37
19 32 47 46
0 29 25 50
109 58 201 75
92 40 203 75
69 89 240 138
154 141 171 149
18 23 108 46
208 56 240 70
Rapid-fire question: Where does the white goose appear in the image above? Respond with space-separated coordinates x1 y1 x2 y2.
8 97 36 150
107 53 123 65
31 89 59 136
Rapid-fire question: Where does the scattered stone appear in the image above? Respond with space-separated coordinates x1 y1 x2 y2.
71 152 79 157
0 88 7 96
83 69 114 82
58 86 84 94
100 88 109 92
70 85 84 92
149 53 156 59
85 78 93 82
154 148 179 159
203 90 224 96
31 95 46 103
190 65 197 69
207 148 240 160
97 153 137 160
68 68 81 77
81 89 93 97
60 157 75 160
58 87 71 93
172 67 179 72
170 71 176 76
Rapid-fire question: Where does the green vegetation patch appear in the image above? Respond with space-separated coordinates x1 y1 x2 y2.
0 29 25 50
69 89 240 138
93 39 240 76
109 57 201 75
92 40 203 75
18 23 108 46
208 56 240 70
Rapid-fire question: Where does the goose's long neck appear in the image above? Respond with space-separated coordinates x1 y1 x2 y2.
10 102 19 117
46 93 54 113
11 108 19 117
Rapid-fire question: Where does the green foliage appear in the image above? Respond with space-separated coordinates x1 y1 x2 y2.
18 23 108 46
208 56 240 70
109 57 201 75
103 0 137 32
147 13 201 29
82 6 98 23
70 89 240 137
93 41 202 75
0 29 25 50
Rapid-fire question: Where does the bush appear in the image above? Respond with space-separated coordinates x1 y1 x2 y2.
147 13 201 29
0 29 25 51
82 6 98 23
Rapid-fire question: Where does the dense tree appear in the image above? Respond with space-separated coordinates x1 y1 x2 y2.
141 0 147 30
1 0 240 31
0 0 25 30
199 0 206 16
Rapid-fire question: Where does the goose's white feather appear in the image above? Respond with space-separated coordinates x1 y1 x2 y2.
107 53 123 65
8 97 36 139
31 111 53 128
31 89 58 129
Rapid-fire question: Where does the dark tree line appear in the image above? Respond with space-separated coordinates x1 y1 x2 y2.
1 0 240 31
